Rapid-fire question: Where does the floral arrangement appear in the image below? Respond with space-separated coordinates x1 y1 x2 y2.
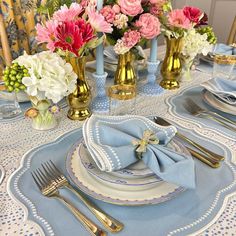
157 2 217 59
99 0 162 54
36 2 112 58
14 51 77 104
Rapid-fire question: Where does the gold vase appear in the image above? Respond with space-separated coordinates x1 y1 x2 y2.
160 37 183 90
67 57 91 121
114 51 136 86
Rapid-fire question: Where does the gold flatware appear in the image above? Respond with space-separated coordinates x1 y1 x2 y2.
154 117 224 161
154 117 220 168
186 147 220 168
41 161 124 233
184 99 236 132
32 168 106 236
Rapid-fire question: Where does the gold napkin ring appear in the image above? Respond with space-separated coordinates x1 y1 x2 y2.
132 130 159 160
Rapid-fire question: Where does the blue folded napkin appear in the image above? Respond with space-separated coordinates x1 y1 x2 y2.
201 78 236 105
213 43 236 55
83 115 195 189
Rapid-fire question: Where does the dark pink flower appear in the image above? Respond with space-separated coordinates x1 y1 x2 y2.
183 6 202 24
54 20 95 57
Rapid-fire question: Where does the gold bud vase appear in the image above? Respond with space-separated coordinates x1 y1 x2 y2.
114 51 136 86
160 37 183 90
67 57 91 121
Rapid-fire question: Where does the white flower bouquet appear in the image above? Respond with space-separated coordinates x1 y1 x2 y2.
14 51 77 104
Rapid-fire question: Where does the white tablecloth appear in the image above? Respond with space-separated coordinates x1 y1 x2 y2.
0 57 236 236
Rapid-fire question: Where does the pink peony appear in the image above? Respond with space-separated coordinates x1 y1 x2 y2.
87 8 113 33
183 6 202 24
53 3 83 21
123 30 141 48
100 6 116 23
135 13 161 39
167 9 191 29
118 0 143 17
36 20 58 51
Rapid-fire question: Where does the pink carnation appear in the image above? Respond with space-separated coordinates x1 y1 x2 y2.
118 0 143 17
123 30 141 48
183 6 202 24
135 13 161 39
167 9 191 29
100 6 116 23
53 3 83 21
36 20 58 51
112 4 121 14
87 8 113 33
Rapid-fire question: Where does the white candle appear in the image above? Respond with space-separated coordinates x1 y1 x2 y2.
96 0 104 75
150 37 157 62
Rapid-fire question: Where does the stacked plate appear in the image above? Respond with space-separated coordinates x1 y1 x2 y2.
202 89 236 115
66 138 191 206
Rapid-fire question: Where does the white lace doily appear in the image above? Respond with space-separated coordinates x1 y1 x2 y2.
0 69 235 235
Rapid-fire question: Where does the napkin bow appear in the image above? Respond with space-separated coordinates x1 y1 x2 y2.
132 130 159 159
83 115 195 188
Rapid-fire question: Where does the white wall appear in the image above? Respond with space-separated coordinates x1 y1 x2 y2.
172 0 236 43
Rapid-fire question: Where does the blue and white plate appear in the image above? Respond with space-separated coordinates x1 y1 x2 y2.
80 138 190 182
202 89 236 115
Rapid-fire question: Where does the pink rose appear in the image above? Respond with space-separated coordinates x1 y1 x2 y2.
100 6 116 23
118 0 143 17
123 30 141 48
135 13 161 39
167 9 191 29
183 6 202 24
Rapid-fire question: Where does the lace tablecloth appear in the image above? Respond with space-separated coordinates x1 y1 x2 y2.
0 69 236 236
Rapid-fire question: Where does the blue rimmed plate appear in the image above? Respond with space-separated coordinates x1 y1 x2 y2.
79 138 191 191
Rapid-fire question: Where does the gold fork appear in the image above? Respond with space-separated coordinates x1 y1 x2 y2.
184 99 236 132
41 160 124 233
31 168 106 236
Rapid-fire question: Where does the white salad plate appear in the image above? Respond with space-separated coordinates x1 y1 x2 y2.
66 140 191 206
202 89 236 115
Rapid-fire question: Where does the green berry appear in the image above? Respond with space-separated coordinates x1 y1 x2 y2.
15 88 20 92
23 69 28 73
14 82 20 88
4 81 9 86
19 85 26 90
10 70 17 75
7 86 13 92
16 74 22 79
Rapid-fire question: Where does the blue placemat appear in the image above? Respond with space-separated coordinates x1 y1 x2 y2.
8 126 236 236
168 86 236 140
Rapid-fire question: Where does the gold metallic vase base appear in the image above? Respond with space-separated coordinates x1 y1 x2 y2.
66 57 91 121
159 79 179 90
67 107 91 121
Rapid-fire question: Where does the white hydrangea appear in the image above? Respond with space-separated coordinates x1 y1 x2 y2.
14 51 77 104
182 29 212 59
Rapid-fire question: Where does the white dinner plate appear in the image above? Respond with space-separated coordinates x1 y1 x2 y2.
66 141 190 205
202 89 236 115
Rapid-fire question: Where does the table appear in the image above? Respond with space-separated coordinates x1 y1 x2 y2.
0 59 236 236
